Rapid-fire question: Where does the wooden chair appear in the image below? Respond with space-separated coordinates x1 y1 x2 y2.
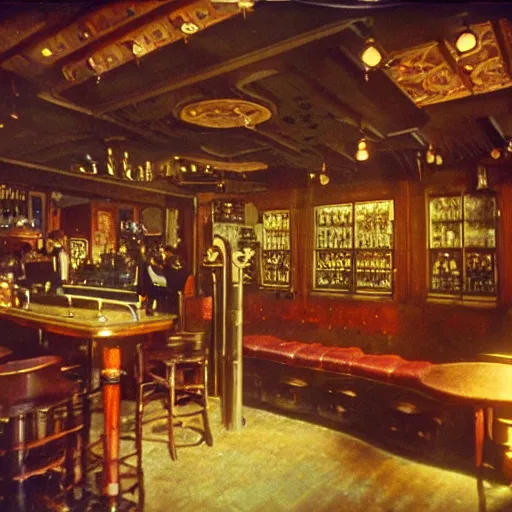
135 279 213 462
0 355 85 511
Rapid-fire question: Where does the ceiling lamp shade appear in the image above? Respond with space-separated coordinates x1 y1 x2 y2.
360 39 383 69
455 27 478 54
355 139 369 161
425 146 435 164
319 162 330 186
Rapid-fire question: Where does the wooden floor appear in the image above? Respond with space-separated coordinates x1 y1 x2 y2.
94 398 512 512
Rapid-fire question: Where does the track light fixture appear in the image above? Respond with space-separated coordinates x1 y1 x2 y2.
455 24 478 54
355 138 369 162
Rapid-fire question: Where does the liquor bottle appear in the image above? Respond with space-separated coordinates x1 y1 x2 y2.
122 151 134 180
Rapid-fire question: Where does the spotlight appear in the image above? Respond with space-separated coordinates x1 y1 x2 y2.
507 140 512 153
41 47 53 58
10 107 18 120
216 181 226 193
360 38 383 69
355 139 369 161
455 26 478 54
435 154 443 166
0 123 4 129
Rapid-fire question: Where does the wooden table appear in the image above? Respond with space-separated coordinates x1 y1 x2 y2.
420 362 512 469
0 303 176 509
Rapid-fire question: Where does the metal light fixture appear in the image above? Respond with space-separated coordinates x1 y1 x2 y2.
355 138 369 161
455 25 478 54
490 148 502 160
425 146 435 164
476 165 488 191
9 105 18 120
181 22 199 35
360 38 383 69
319 162 330 186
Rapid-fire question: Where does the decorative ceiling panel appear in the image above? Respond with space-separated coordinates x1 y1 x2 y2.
445 21 512 96
384 42 470 107
59 2 240 87
385 19 512 107
2 2 168 78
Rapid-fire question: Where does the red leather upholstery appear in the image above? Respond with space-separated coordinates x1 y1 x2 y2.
243 335 287 357
255 341 307 364
292 344 332 369
320 347 364 373
242 335 432 390
350 354 405 379
390 361 433 387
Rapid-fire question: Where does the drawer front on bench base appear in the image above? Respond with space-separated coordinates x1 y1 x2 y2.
243 357 476 469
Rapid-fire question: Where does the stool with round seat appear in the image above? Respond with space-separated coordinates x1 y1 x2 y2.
0 355 85 511
135 331 213 462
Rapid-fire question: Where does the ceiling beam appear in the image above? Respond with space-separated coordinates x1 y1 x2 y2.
94 17 363 114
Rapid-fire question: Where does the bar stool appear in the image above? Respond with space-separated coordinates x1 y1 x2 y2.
0 355 85 511
135 331 213 461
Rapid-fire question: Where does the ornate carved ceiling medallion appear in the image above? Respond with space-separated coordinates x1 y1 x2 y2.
179 99 272 129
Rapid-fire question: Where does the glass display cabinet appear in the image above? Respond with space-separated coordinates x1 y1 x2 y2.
314 200 394 295
261 210 291 288
428 194 497 298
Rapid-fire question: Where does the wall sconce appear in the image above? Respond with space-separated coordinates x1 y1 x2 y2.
355 138 369 161
455 24 478 54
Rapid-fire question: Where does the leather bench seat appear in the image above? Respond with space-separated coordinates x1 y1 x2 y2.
243 335 431 390
389 361 433 388
320 347 365 373
350 354 406 379
243 335 291 357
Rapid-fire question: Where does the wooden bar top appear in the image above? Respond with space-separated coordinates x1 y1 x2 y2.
0 304 176 339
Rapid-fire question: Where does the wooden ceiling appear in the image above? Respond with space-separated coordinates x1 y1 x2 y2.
0 0 511 194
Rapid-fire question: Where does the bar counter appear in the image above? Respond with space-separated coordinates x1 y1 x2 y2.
0 301 176 339
0 301 176 507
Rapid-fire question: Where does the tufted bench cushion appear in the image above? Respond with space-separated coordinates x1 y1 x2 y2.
390 361 433 388
243 335 432 390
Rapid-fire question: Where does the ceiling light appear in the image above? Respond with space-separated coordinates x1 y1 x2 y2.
360 38 382 69
425 146 435 164
10 108 18 120
476 165 488 191
41 47 53 58
132 40 145 57
181 22 199 35
435 154 443 166
455 26 478 54
490 148 502 160
319 162 330 186
355 139 369 161
0 123 4 129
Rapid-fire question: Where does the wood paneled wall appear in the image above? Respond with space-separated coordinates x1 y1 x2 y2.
198 167 512 363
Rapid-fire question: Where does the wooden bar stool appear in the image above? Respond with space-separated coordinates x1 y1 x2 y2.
0 355 85 511
135 331 213 461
